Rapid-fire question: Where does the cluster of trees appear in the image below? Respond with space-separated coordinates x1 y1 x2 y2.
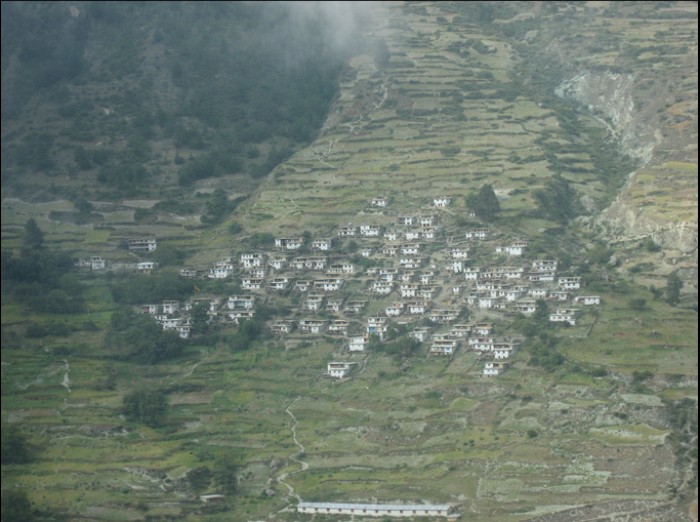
3 2 368 199
110 271 193 305
514 300 565 371
106 310 185 364
122 388 169 427
466 184 501 222
533 175 583 224
1 220 85 314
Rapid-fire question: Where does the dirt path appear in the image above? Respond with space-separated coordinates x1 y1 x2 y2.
273 397 309 509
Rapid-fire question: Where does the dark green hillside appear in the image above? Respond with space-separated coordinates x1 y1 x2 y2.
1 1 364 200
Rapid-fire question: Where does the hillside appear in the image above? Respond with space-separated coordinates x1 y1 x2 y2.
1 2 698 522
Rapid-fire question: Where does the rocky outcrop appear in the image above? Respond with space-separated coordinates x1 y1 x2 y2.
557 70 697 282
555 71 658 165
600 183 698 256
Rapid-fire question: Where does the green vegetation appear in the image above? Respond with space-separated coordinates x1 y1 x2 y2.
1 2 697 521
106 310 185 364
122 388 169 427
533 175 583 224
467 184 501 222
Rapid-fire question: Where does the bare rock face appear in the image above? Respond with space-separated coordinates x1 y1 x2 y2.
557 70 698 288
555 71 658 165
600 184 698 256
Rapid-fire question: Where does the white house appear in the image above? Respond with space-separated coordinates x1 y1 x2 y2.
472 323 494 336
532 259 558 272
128 238 157 252
137 261 158 272
528 287 548 299
294 280 312 292
272 320 296 335
292 256 327 271
275 237 304 250
464 267 481 281
370 196 389 207
411 327 431 342
367 316 388 338
359 224 382 237
559 276 582 290
504 241 528 256
433 196 451 207
162 300 180 315
179 267 198 278
549 309 578 326
338 224 357 237
400 244 421 256
483 361 509 377
430 339 458 355
325 299 344 313
385 302 405 317
465 228 488 240
311 238 333 251
445 247 470 259
574 295 600 305
303 294 325 311
344 300 367 314
314 278 344 292
268 255 288 271
398 215 415 226
371 281 394 295
298 319 327 334
399 257 422 269
228 310 255 324
328 320 351 336
406 302 428 315
429 308 459 324
327 262 355 275
448 260 464 273
240 253 266 269
141 304 159 315
514 298 537 315
348 335 367 352
241 277 264 291
405 230 422 241
88 256 106 270
469 337 494 351
268 277 290 290
328 362 355 378
419 215 437 227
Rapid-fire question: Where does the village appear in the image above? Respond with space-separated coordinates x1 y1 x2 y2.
78 195 600 379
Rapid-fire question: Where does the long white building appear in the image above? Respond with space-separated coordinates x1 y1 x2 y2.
296 502 455 518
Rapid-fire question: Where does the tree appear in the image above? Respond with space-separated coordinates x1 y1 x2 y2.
467 184 501 222
191 302 210 336
187 466 212 492
23 219 44 250
665 272 683 306
106 310 186 364
213 457 239 494
201 188 230 224
1 425 31 464
122 388 168 427
533 175 582 223
1 490 35 522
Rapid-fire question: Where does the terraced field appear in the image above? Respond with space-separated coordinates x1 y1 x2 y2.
2 2 697 522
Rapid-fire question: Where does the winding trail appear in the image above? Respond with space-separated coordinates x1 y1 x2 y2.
274 397 309 508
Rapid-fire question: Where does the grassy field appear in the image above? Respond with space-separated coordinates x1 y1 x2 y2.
2 2 697 521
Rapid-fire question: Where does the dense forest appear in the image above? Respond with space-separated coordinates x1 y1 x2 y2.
1 1 368 199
